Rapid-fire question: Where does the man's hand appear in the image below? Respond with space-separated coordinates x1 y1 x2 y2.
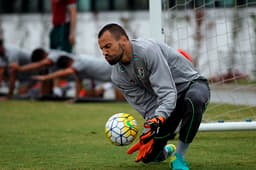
0 96 10 101
69 33 76 46
10 63 20 70
127 116 165 163
66 97 78 103
32 75 47 81
143 116 165 138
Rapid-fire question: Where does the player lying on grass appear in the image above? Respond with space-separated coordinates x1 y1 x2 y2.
98 23 210 170
12 48 72 96
16 48 69 72
0 39 7 88
0 39 44 100
32 55 125 101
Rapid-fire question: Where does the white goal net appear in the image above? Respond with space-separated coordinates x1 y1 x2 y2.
160 0 256 130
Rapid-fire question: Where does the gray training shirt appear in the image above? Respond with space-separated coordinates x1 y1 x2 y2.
48 49 71 63
111 38 201 120
0 46 36 83
0 45 30 67
71 54 112 82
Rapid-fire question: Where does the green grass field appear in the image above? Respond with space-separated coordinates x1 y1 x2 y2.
0 100 256 169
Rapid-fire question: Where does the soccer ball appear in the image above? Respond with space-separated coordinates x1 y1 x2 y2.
105 113 139 146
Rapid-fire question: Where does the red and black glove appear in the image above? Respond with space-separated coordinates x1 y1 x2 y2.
127 116 165 162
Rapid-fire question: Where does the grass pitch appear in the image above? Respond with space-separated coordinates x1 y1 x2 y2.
0 100 256 169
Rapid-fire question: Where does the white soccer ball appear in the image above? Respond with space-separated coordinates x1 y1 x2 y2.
105 113 139 146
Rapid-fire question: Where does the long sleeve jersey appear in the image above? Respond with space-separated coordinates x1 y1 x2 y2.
111 38 202 120
71 54 112 82
0 46 30 67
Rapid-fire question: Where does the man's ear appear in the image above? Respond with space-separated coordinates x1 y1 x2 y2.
120 35 128 42
69 60 74 66
120 35 129 47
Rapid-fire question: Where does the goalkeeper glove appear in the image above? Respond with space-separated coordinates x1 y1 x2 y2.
127 115 165 162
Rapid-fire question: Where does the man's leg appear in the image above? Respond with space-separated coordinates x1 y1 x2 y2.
142 101 185 163
179 81 210 144
171 81 210 170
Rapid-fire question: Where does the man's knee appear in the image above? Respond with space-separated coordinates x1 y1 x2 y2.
185 84 210 113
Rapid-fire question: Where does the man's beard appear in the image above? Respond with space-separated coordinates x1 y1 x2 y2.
107 45 124 65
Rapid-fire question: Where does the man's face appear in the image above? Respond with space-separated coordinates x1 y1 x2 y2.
98 31 124 65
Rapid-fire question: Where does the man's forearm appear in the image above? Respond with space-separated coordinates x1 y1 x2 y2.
19 62 44 71
68 6 77 45
38 68 74 81
75 78 82 99
7 70 17 98
0 67 6 86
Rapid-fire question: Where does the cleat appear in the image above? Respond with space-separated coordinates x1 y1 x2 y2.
164 144 176 159
170 153 190 170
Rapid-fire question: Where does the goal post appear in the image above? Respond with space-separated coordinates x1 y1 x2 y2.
149 0 164 42
199 121 256 131
149 0 256 131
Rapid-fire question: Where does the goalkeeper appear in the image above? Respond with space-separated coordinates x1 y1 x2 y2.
98 23 210 170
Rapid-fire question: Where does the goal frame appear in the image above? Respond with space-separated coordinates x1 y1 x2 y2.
149 0 256 131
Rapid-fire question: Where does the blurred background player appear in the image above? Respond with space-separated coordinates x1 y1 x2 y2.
50 0 77 53
49 0 77 98
0 39 8 89
32 55 124 102
0 39 41 99
16 48 71 98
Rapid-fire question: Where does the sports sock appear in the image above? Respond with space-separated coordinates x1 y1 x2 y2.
163 147 169 159
174 140 189 157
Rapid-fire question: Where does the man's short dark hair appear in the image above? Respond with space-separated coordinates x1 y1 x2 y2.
98 23 129 40
56 55 73 69
31 48 47 62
